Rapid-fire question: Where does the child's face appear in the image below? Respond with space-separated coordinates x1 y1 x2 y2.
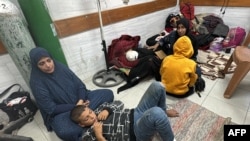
177 24 187 37
78 107 97 127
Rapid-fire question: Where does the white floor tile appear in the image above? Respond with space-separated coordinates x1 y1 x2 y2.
244 112 250 124
17 120 48 141
209 78 250 111
187 92 207 105
202 96 247 124
39 125 62 141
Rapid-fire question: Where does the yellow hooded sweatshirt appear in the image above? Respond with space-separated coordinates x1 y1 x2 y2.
160 36 198 95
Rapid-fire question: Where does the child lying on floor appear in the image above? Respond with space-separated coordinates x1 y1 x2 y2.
70 81 178 141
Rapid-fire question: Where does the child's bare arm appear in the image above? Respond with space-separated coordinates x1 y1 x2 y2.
93 122 106 141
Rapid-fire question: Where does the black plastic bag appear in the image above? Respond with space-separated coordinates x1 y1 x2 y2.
195 77 206 97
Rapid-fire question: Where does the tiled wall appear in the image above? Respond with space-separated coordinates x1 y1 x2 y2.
0 54 30 99
58 6 179 81
57 5 250 81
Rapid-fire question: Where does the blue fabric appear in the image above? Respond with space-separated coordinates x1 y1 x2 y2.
133 81 174 141
29 47 114 141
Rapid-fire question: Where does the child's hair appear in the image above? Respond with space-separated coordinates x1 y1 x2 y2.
70 105 87 124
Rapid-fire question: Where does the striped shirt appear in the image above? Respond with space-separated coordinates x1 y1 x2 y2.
82 101 135 141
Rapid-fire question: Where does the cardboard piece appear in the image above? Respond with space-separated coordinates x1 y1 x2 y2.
155 50 167 59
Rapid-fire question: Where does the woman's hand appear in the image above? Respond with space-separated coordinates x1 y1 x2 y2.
82 100 90 106
76 99 90 106
98 110 109 121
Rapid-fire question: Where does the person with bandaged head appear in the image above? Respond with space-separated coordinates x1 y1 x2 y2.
146 13 182 47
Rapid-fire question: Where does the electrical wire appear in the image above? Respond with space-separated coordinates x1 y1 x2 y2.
220 0 226 13
222 0 230 15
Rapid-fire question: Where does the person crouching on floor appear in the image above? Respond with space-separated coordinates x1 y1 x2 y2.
160 36 201 98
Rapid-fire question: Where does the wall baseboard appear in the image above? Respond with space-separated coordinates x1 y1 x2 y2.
54 0 250 38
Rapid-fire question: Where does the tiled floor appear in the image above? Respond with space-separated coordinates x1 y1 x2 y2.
1 52 250 141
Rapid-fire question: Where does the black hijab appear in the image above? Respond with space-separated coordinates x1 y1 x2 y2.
176 18 198 60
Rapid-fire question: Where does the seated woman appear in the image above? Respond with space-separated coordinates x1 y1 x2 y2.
29 47 114 141
147 17 198 61
160 36 201 98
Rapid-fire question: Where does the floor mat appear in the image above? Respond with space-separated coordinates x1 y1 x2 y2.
152 99 233 141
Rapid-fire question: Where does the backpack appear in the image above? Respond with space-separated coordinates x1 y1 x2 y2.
107 35 141 68
222 27 246 48
180 2 195 28
180 2 195 21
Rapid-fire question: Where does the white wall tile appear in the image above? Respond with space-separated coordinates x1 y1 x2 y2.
46 0 155 20
58 7 178 80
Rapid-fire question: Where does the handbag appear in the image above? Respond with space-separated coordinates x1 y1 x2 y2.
0 84 37 135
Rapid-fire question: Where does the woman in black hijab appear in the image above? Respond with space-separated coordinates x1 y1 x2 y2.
148 18 198 61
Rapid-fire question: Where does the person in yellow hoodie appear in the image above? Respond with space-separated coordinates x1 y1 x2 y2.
160 35 200 98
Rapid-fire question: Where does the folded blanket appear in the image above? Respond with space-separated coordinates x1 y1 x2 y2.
197 50 236 80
